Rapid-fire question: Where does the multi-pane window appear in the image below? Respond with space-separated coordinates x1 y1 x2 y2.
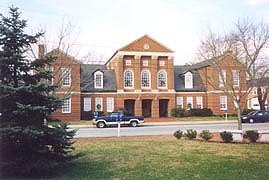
124 70 133 88
187 96 193 109
95 97 103 111
232 70 239 86
61 68 71 86
94 71 103 88
196 96 203 109
159 61 165 66
219 70 226 87
62 98 71 113
220 96 227 110
176 96 183 109
185 72 193 88
141 70 150 88
106 97 114 112
83 97 91 111
125 60 131 66
143 60 148 66
158 70 167 88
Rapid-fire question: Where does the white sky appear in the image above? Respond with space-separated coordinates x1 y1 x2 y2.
1 0 269 65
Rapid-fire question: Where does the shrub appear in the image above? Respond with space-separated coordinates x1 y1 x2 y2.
173 129 183 139
185 129 197 139
242 109 254 115
171 108 185 117
245 130 259 142
220 131 233 143
200 130 213 141
189 108 213 116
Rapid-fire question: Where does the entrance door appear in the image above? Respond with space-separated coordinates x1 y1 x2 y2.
159 99 169 117
142 99 152 117
124 100 135 115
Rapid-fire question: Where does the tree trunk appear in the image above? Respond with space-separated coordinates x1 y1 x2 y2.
258 87 267 110
236 108 242 130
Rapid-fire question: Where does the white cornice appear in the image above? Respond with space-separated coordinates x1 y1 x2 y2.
117 51 174 58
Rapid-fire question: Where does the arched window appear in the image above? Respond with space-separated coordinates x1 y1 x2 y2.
158 70 167 88
124 70 133 88
185 72 193 88
94 70 103 88
141 70 150 88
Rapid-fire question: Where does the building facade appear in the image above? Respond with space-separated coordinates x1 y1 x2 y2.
44 35 247 121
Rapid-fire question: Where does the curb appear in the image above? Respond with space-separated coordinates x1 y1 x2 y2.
68 120 237 129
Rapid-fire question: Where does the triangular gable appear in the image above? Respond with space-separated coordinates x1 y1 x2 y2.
118 34 173 53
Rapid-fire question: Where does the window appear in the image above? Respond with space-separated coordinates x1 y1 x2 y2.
125 60 131 66
143 60 148 66
84 97 91 111
196 96 203 109
220 96 227 110
187 96 193 109
158 70 167 88
61 68 71 86
106 97 114 112
176 96 183 109
185 72 193 89
141 70 151 88
159 61 165 66
232 70 239 86
62 98 71 113
219 70 226 87
95 97 103 111
124 70 133 88
94 71 103 88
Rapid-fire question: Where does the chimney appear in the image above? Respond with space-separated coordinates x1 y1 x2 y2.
38 44 45 58
224 50 232 56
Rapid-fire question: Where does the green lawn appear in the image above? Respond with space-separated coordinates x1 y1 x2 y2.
52 137 269 180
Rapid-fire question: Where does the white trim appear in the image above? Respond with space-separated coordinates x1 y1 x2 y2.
55 91 81 95
117 51 174 57
175 92 206 94
207 90 247 93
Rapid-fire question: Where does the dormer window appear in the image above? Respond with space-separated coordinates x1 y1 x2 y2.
94 70 103 88
185 72 193 88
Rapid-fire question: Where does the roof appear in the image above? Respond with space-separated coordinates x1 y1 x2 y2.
118 34 174 52
106 34 173 65
174 65 206 92
247 77 269 88
80 64 117 92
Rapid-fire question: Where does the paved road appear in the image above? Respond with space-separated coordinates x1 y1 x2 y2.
74 122 269 138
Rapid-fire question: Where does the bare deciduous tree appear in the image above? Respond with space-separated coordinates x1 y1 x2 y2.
198 18 269 130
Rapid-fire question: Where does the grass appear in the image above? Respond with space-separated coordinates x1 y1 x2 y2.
48 120 92 126
51 137 269 180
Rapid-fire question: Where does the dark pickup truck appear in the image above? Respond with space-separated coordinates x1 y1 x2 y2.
92 112 144 128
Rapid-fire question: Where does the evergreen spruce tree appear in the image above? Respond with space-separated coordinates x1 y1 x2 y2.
0 7 76 177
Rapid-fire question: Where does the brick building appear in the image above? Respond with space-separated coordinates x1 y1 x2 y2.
44 35 247 121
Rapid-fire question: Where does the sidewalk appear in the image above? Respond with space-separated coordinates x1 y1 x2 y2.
68 120 237 128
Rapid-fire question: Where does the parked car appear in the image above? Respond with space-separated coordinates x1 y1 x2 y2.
241 110 269 123
92 111 144 128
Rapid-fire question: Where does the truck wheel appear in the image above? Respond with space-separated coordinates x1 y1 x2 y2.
97 121 105 128
130 121 137 127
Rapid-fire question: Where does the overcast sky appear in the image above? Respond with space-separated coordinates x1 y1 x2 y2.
1 0 269 65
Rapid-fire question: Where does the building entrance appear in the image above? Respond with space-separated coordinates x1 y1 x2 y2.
159 99 169 117
124 99 135 115
142 99 152 117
